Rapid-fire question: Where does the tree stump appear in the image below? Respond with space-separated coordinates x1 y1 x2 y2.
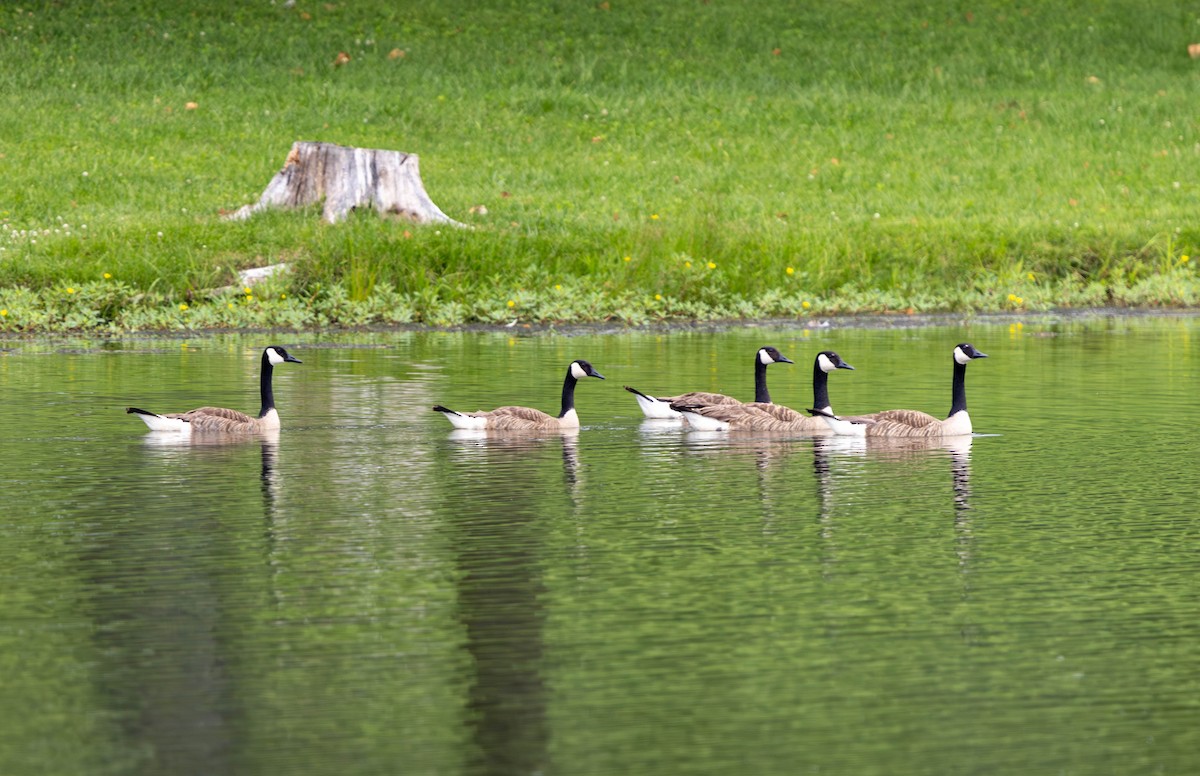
225 141 464 226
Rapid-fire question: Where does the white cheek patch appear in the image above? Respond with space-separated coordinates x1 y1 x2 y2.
817 353 835 372
759 349 773 365
266 348 285 365
953 346 969 365
570 362 588 379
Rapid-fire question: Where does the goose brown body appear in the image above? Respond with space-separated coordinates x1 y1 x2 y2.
675 401 829 432
446 404 572 431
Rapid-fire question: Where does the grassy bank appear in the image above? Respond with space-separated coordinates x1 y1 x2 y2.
1 0 1198 331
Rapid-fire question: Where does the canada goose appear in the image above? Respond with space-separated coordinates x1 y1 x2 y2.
623 346 793 419
809 343 988 437
126 345 303 433
433 359 605 430
670 351 855 431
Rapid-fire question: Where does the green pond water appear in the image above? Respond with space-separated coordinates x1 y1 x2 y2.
1 315 1198 776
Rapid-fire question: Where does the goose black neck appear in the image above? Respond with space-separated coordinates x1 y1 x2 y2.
558 368 578 418
258 351 276 418
949 358 968 416
754 356 772 403
812 360 832 410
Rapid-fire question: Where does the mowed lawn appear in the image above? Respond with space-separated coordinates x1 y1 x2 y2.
0 1 1197 329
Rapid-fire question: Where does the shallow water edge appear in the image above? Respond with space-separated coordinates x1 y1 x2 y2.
3 306 1198 348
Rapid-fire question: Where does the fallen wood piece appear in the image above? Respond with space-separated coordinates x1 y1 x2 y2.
212 262 291 295
225 141 464 226
238 262 290 287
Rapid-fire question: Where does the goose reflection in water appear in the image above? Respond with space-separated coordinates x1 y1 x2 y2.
812 434 975 574
441 427 594 775
447 426 582 498
139 427 282 513
141 427 285 596
676 426 814 471
88 427 284 775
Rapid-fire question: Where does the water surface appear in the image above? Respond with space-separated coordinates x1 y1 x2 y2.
1 316 1198 775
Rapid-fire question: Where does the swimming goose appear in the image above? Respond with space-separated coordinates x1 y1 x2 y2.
126 345 303 433
670 351 855 432
433 359 605 430
623 346 793 419
810 343 988 437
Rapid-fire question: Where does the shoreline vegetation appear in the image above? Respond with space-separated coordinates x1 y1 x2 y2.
1 1 1198 333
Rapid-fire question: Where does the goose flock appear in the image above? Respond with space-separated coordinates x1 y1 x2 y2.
125 343 988 438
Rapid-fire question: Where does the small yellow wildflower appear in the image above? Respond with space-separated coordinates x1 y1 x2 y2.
244 286 253 294
103 272 112 280
654 294 663 301
650 214 660 220
802 301 811 310
0 309 7 317
66 287 75 294
1027 272 1035 281
1007 293 1017 302
1182 254 1191 264
280 293 287 299
786 267 794 275
245 294 254 302
507 299 516 308
684 261 692 269
179 303 189 311
554 284 562 291
623 255 632 262
227 302 234 309
707 261 716 269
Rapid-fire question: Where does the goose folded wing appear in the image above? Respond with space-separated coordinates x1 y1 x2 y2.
865 418 949 438
660 391 741 407
175 406 258 431
740 402 810 423
856 409 940 428
679 403 808 431
486 405 559 430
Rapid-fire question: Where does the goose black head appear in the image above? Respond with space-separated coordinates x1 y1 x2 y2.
816 351 855 372
265 346 303 365
953 343 988 364
570 360 605 380
759 346 794 365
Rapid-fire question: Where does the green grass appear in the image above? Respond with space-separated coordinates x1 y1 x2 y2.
1 0 1198 330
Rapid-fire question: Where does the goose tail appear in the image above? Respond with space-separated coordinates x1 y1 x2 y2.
433 405 488 430
625 386 681 419
126 407 191 432
670 404 730 432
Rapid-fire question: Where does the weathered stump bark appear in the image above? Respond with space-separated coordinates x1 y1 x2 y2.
226 141 464 226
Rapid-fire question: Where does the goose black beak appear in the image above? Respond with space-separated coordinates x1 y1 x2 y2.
286 355 303 363
838 363 855 370
590 370 606 380
973 352 988 359
778 355 795 364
